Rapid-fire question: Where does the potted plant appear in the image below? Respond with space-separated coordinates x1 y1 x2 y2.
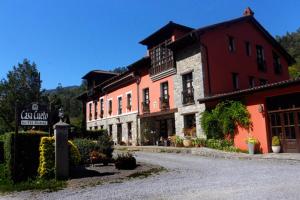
175 136 183 147
271 136 281 153
192 137 206 147
246 136 258 155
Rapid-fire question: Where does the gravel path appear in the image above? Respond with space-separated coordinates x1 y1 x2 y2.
2 152 300 200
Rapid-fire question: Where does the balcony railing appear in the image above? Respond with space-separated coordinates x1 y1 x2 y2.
257 59 267 72
142 101 150 113
182 89 195 105
149 60 174 76
159 96 170 110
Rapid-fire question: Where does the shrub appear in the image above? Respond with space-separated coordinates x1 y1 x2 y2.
272 136 280 146
115 153 136 170
69 129 108 140
175 136 183 147
89 151 109 166
0 141 3 164
206 139 233 150
38 137 81 179
192 137 206 147
4 132 49 182
73 133 114 164
201 101 251 139
38 137 55 179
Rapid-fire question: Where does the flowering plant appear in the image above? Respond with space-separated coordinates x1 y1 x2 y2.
245 135 258 144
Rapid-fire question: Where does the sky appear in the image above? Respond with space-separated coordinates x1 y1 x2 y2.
0 0 299 89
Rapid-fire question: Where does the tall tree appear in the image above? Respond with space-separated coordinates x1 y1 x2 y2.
276 28 300 78
0 59 42 133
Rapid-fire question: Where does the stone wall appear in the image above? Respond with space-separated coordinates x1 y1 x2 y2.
173 44 206 138
86 112 138 145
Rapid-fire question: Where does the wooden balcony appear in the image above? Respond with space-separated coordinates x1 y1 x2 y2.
149 60 174 76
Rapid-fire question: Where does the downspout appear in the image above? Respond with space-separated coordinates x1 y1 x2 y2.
136 75 141 146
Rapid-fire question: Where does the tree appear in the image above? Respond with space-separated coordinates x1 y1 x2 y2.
110 66 128 74
0 59 43 133
276 28 300 78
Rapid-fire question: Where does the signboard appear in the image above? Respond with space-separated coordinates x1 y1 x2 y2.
19 103 49 126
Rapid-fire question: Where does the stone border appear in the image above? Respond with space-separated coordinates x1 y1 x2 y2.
115 146 300 162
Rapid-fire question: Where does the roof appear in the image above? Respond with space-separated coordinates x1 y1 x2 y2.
198 78 300 103
168 15 295 65
81 70 118 79
139 21 194 46
127 56 150 70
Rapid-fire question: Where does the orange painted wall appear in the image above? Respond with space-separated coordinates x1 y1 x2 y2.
139 68 175 114
201 21 289 95
86 80 137 121
234 84 300 153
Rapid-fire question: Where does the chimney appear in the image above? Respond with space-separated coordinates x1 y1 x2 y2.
243 7 254 16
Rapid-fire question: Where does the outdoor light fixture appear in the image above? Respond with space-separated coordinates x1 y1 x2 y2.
258 104 264 113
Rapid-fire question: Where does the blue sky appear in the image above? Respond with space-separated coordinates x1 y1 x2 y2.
0 0 299 89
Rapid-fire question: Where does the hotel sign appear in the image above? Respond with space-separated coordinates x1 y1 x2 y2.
19 103 49 126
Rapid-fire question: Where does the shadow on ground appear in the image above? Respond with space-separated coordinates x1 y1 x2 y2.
70 165 116 179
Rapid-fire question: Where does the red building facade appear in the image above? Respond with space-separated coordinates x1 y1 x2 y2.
79 8 297 152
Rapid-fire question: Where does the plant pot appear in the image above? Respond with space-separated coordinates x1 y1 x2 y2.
272 145 281 153
183 139 192 147
248 143 255 155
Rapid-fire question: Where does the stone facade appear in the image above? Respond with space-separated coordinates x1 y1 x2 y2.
173 44 206 138
86 112 138 145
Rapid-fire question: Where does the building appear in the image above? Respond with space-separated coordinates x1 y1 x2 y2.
78 7 297 152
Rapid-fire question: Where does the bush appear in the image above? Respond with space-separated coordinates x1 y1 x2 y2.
38 137 55 179
115 153 136 170
206 139 233 150
73 133 114 164
69 129 108 140
4 132 49 182
89 151 109 166
175 136 183 147
201 101 251 139
38 137 81 179
0 141 3 164
272 136 280 146
192 138 206 147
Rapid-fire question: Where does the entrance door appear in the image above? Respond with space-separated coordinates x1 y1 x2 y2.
269 110 300 153
117 124 122 145
159 119 168 139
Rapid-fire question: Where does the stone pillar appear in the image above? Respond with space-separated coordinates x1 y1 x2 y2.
54 121 69 180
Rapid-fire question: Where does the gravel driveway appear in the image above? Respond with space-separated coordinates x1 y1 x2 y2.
2 152 300 200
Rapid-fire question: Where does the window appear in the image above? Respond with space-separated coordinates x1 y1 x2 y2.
100 98 104 118
182 72 194 104
94 101 98 119
256 45 266 71
160 82 169 109
127 93 132 111
108 124 113 137
142 88 150 112
127 122 132 143
108 100 112 115
259 79 268 85
228 36 235 52
89 103 92 120
232 73 239 90
245 41 251 56
118 97 122 115
273 51 282 74
249 76 255 88
183 114 196 137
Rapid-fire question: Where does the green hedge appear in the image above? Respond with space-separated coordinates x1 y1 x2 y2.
38 137 81 179
69 129 108 140
0 141 4 163
4 132 49 182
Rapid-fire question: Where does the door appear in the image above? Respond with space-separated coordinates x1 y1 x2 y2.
117 124 122 145
159 119 168 139
269 110 300 153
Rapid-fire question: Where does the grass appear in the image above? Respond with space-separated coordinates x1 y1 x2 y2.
0 164 66 193
127 167 166 179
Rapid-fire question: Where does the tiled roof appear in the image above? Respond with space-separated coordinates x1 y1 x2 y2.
198 78 300 103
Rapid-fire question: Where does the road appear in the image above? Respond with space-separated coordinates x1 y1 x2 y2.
2 152 300 200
